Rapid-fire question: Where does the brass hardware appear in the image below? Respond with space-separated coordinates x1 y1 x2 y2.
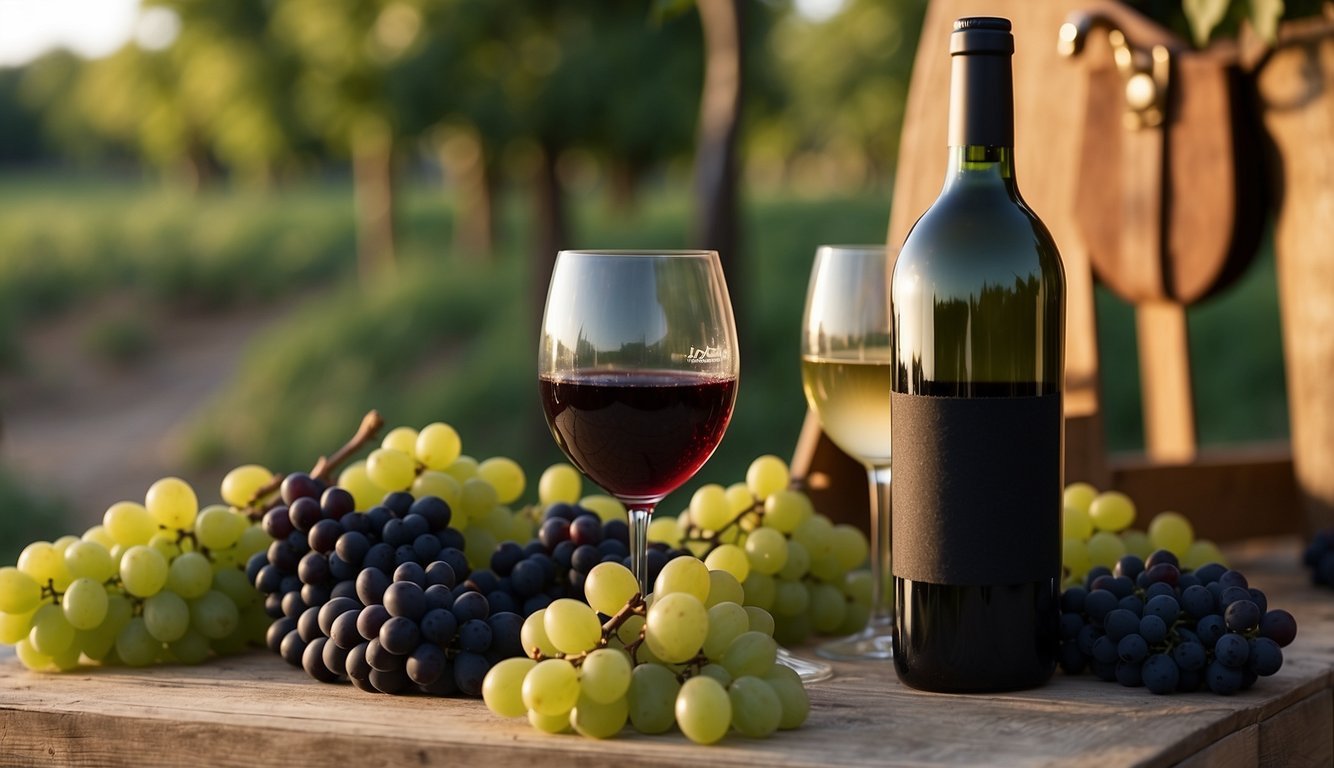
1059 13 1171 130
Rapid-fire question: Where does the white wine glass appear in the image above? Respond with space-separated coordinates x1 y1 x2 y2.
538 250 739 596
801 244 895 660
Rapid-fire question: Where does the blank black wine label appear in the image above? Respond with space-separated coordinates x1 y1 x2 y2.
891 392 1062 585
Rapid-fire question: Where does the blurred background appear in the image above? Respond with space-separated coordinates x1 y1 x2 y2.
0 0 1288 558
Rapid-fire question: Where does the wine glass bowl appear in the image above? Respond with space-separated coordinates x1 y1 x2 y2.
801 244 896 661
539 250 739 595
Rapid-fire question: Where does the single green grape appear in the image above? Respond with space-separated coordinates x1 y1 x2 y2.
415 422 463 470
724 482 754 515
721 631 778 679
570 692 629 739
189 590 239 640
830 524 869 570
704 544 750 583
627 662 679 734
1086 530 1127 568
18 541 68 589
115 617 160 667
742 572 776 611
1063 482 1099 516
444 455 479 482
744 606 775 636
644 592 708 663
381 426 420 455
144 591 191 643
62 577 109 631
1147 511 1194 556
579 495 626 524
483 657 536 717
792 515 835 559
777 540 812 581
146 477 198 530
675 676 732 745
764 664 810 729
62 540 116 583
544 598 603 655
746 455 789 500
705 569 745 608
690 484 734 532
771 579 810 617
478 457 525 504
0 566 42 615
808 582 846 634
219 464 273 508
1088 491 1136 532
338 461 385 511
762 490 813 534
520 609 559 657
654 555 710 602
698 663 732 686
522 658 580 717
29 603 75 656
728 676 783 738
366 448 416 492
1063 504 1093 540
103 501 157 547
120 545 169 598
538 463 582 506
584 562 639 617
165 552 213 600
168 629 212 665
527 707 571 734
411 471 462 509
702 601 749 660
579 647 632 704
1063 538 1092 580
195 505 246 551
0 607 38 644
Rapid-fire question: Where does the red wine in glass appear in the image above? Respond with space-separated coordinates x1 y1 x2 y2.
539 370 737 503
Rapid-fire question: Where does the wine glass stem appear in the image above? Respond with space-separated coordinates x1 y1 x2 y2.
627 505 654 596
868 464 893 627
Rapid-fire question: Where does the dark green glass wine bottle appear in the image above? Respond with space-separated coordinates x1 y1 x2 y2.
889 17 1064 692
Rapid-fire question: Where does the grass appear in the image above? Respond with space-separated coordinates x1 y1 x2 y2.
0 175 1289 528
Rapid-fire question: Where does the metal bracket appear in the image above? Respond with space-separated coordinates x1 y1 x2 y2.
1059 12 1171 129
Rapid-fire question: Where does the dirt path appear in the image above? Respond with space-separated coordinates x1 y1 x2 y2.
0 303 287 532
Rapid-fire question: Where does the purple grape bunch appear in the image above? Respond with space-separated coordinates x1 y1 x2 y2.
247 473 552 696
1303 529 1334 588
1059 549 1298 694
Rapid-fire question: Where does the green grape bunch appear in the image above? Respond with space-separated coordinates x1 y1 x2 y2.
1 470 277 672
645 455 872 647
482 559 809 743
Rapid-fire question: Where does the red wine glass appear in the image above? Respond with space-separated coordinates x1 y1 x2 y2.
538 250 739 596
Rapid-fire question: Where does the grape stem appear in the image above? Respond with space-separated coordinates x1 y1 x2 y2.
528 592 648 666
681 498 765 552
242 410 386 519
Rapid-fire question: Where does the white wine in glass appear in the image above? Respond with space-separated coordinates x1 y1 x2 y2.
801 244 894 660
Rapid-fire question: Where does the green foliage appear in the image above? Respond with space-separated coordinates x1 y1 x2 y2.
1131 0 1324 46
82 315 155 369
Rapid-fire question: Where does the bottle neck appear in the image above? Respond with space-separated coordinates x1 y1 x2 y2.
945 49 1016 192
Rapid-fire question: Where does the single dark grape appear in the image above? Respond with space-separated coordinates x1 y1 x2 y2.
300 582 330 608
572 545 601 574
255 564 285 594
393 545 418 569
321 487 356 519
318 597 361 636
266 616 297 654
1206 660 1243 694
357 604 391 642
603 519 629 545
1172 640 1206 671
336 532 371 566
382 491 414 517
282 473 323 504
1145 549 1179 569
437 548 470 580
393 562 427 587
1259 609 1298 647
1248 588 1268 614
466 570 499 595
1084 589 1117 625
1214 633 1250 668
453 652 490 697
365 506 393 533
1142 653 1178 694
1115 660 1143 687
370 668 412 695
570 515 603 546
421 608 459 645
1143 563 1180 587
331 609 363 650
439 527 465 552
487 612 524 658
544 503 579 522
384 581 427 621
407 643 446 686
365 639 403 672
1059 612 1084 640
288 496 323 533
1084 565 1113 588
452 591 490 623
410 496 451 531
379 615 422 655
487 591 517 616
1114 555 1145 581
1218 569 1249 589
1117 595 1144 616
341 511 371 535
1104 608 1140 642
356 568 391 606
346 642 372 682
363 543 395 575
383 519 410 547
264 592 284 619
1193 562 1227 584
263 506 295 539
280 629 307 667
1117 633 1149 664
303 638 339 683
1143 582 1176 601
458 618 493 653
597 540 629 560
425 561 457 589
1076 624 1100 656
1181 585 1215 618
281 590 308 620
509 559 544 597
1196 615 1227 648
1225 599 1261 632
321 637 349 678
522 594 553 616
1177 572 1200 589
539 518 572 549
1143 594 1180 624
424 584 455 613
491 542 525 576
1092 635 1118 665
267 541 299 573
1219 585 1252 610
1249 637 1284 676
330 580 358 601
328 553 356 583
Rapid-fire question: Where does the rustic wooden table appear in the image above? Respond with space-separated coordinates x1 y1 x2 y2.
1 538 1330 767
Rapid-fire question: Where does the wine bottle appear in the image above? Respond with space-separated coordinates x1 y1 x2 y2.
889 16 1064 692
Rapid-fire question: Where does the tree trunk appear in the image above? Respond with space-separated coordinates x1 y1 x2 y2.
437 126 497 259
692 0 744 291
352 118 397 279
606 158 640 215
532 137 569 291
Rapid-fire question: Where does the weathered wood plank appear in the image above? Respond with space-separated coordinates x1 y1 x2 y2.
1 540 1329 768
1135 301 1198 463
1259 690 1334 768
1175 725 1259 768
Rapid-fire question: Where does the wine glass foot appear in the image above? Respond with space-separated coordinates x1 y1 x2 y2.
776 647 834 683
815 624 894 661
